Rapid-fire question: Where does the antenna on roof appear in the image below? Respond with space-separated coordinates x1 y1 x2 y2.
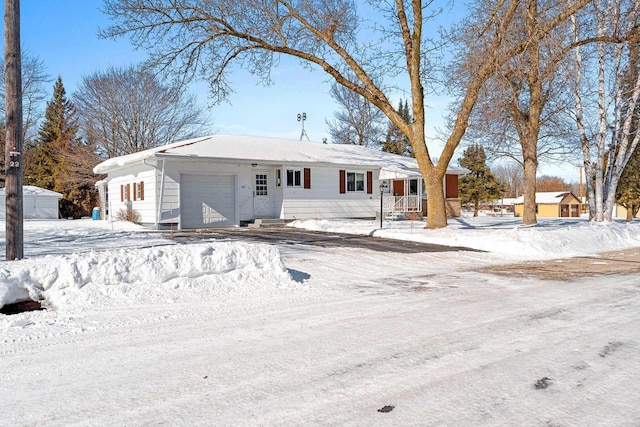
297 112 310 141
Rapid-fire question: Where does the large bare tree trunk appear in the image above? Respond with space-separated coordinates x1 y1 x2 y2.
522 141 539 224
424 177 447 228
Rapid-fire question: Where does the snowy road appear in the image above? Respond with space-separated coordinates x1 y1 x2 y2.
2 218 640 425
2 242 639 426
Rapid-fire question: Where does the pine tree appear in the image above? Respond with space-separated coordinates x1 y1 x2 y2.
381 99 413 157
24 77 99 217
458 144 505 217
616 143 640 222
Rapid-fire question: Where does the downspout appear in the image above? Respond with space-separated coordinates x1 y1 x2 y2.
157 159 166 228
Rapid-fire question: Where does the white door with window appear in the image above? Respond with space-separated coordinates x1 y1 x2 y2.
253 172 270 217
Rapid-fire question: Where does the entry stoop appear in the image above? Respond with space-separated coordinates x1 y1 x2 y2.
248 218 287 228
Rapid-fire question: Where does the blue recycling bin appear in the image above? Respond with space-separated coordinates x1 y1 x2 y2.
92 207 100 220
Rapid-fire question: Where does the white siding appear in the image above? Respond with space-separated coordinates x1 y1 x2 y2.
106 165 157 224
104 160 382 226
0 195 59 219
281 166 379 219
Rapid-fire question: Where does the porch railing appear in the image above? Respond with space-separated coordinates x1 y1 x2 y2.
383 195 422 214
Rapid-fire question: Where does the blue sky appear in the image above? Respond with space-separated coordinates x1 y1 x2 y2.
14 2 360 142
6 1 579 182
11 2 457 141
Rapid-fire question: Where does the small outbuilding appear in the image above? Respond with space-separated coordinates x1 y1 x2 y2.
0 185 62 220
513 191 582 218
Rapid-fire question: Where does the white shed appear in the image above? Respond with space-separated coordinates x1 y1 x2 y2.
0 185 62 220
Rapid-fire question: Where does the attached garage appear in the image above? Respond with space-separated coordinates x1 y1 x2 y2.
0 185 61 220
180 174 237 228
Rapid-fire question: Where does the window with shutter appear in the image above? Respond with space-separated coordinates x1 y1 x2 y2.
304 168 311 189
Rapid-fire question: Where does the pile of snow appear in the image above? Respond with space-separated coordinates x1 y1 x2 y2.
290 216 640 260
2 215 640 310
0 241 297 310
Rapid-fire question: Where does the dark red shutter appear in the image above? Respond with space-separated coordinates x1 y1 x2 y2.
445 174 458 198
120 185 124 202
140 181 145 200
127 184 131 201
304 168 311 189
133 183 137 201
366 171 373 194
339 170 346 194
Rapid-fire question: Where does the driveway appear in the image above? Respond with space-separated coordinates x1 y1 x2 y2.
163 226 479 254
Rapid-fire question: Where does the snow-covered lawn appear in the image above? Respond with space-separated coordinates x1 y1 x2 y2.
1 216 640 425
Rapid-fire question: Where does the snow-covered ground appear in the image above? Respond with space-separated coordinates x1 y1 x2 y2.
1 216 640 425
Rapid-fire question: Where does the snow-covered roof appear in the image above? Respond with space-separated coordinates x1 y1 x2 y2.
513 192 579 204
93 134 469 176
0 185 62 198
488 198 517 206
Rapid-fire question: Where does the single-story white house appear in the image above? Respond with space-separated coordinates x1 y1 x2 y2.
0 185 62 220
93 135 468 229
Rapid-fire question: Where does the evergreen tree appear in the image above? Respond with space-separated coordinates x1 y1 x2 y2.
24 77 99 218
458 144 505 217
381 99 413 157
616 143 640 222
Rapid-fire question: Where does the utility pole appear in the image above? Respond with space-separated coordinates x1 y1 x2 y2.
4 0 24 260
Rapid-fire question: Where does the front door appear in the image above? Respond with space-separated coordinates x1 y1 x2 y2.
253 172 270 217
393 180 405 196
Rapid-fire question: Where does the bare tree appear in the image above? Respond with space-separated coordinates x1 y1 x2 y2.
493 162 524 198
326 81 385 147
0 53 50 147
536 175 570 191
73 65 210 158
448 0 624 225
461 63 579 169
570 0 640 221
102 0 592 228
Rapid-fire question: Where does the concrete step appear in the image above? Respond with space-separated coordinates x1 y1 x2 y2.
247 218 287 228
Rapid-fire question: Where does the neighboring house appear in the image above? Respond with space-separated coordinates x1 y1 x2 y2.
513 191 582 218
93 135 467 229
0 185 61 220
614 204 640 220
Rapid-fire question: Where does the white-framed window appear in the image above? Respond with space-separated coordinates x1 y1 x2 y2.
275 169 282 187
347 172 365 192
255 174 268 196
121 184 130 202
409 179 419 195
135 182 143 200
286 169 302 187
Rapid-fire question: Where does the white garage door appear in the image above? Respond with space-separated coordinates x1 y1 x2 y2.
180 174 236 228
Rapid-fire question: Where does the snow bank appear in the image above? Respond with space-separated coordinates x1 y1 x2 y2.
0 242 297 309
289 217 640 260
